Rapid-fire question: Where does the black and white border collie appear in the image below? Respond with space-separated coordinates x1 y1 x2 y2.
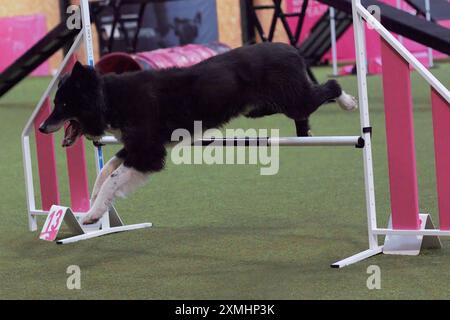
39 42 357 224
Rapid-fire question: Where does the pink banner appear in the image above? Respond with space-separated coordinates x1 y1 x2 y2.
0 14 49 76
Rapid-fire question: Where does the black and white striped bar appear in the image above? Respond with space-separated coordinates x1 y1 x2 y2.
98 136 364 148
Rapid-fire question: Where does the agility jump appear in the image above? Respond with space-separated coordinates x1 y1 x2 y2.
22 0 450 267
331 0 450 267
22 0 153 244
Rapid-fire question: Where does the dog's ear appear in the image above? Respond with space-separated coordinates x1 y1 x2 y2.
71 61 87 79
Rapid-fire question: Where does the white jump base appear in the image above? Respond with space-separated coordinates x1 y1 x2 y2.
56 223 153 245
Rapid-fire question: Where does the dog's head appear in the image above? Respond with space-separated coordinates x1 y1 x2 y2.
39 61 107 147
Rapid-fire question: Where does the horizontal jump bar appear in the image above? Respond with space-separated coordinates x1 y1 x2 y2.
373 228 450 237
98 136 364 148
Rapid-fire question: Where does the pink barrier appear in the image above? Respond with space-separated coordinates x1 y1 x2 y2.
66 138 90 212
380 38 420 230
34 99 60 210
64 56 91 213
0 15 49 76
96 42 230 74
431 89 450 230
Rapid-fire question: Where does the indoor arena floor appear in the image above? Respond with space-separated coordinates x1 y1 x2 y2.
1 63 449 299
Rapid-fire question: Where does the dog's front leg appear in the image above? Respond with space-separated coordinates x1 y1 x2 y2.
82 164 150 225
90 155 124 206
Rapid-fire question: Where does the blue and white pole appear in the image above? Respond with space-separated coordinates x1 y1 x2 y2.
80 0 104 173
424 0 434 68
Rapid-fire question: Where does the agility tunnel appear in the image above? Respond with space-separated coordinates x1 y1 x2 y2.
95 42 231 74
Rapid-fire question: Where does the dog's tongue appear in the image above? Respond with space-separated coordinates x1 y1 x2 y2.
62 120 81 147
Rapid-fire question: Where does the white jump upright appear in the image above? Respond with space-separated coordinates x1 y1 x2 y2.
329 7 339 77
22 0 151 244
331 0 450 268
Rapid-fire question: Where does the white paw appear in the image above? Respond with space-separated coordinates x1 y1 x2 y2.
337 91 358 111
81 210 105 225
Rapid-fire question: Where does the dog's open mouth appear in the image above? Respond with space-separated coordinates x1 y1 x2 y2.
62 120 82 147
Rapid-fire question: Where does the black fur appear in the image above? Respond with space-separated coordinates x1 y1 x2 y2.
41 42 343 173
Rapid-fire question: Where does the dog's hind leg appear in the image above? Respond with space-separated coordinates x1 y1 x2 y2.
287 80 356 137
311 79 357 112
336 90 358 111
90 152 124 206
82 164 150 224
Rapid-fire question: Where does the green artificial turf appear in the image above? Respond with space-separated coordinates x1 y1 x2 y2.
0 63 449 299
